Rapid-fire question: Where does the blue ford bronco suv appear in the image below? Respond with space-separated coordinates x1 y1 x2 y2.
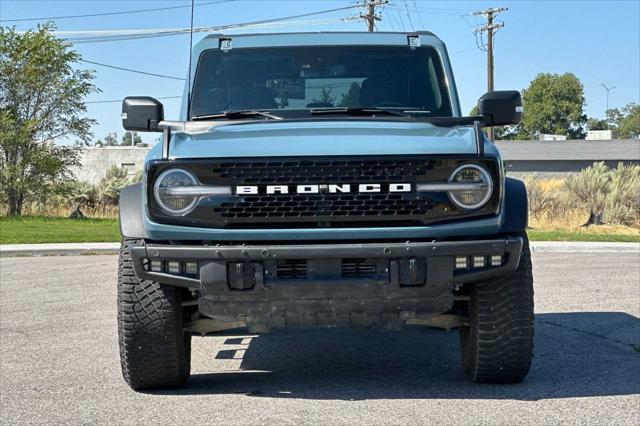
118 32 532 390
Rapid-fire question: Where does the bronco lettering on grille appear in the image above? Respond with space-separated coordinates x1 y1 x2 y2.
235 183 412 195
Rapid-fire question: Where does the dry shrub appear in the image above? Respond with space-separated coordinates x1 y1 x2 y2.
523 175 581 227
97 166 130 205
564 162 610 223
11 201 118 218
525 162 640 228
1 166 136 219
538 179 564 192
523 174 560 216
605 163 640 225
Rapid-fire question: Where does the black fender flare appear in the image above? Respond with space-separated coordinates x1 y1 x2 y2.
119 183 149 239
500 177 529 234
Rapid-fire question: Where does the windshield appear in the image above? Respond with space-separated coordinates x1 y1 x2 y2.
189 45 453 119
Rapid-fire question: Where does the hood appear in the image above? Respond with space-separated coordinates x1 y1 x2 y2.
150 120 488 160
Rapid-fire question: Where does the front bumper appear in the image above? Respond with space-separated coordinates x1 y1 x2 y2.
131 237 523 288
130 237 523 329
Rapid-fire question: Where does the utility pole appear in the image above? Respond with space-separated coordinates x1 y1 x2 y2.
360 0 387 32
473 7 507 140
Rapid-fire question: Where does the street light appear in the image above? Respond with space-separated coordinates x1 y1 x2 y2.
601 83 616 114
601 83 616 131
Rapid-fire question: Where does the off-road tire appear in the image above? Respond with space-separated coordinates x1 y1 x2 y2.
117 239 191 390
459 233 534 383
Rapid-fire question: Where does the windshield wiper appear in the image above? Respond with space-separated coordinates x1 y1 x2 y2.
310 107 410 118
422 116 486 127
191 110 283 121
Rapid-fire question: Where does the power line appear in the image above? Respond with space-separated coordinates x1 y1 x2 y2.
412 0 426 30
386 4 400 31
377 2 391 31
403 1 415 31
77 15 347 82
80 60 185 81
53 5 359 36
0 0 236 23
391 4 406 31
52 5 360 44
388 4 468 17
395 4 471 14
66 17 349 44
451 47 478 55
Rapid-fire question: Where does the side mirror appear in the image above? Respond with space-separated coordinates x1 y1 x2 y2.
122 97 164 132
477 90 523 126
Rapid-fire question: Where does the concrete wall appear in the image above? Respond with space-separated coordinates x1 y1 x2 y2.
74 140 640 184
73 147 151 184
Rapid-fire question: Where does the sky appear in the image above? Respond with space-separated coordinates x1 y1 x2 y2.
1 0 639 144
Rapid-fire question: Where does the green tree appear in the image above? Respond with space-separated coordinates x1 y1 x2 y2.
338 82 361 108
586 117 608 131
520 73 587 139
122 131 142 146
0 24 98 215
310 87 335 105
606 103 640 139
103 132 118 146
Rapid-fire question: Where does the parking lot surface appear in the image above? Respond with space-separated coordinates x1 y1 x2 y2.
1 252 639 425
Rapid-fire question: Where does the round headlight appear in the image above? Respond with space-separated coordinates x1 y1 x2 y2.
448 164 493 210
153 168 199 216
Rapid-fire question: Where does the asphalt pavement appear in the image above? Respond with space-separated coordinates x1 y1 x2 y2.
1 252 639 425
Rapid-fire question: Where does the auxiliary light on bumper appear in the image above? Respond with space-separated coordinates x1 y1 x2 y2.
130 238 522 290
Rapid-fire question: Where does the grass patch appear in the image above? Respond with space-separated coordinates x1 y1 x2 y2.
1 216 639 244
527 228 640 242
0 216 120 244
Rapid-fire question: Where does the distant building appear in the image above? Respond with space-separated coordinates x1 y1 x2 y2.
72 146 151 184
497 139 640 177
538 134 567 141
586 129 617 140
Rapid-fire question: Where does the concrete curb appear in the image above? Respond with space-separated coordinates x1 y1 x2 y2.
530 241 640 253
0 242 120 257
1 241 638 258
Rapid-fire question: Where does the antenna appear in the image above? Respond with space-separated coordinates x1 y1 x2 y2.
186 0 195 120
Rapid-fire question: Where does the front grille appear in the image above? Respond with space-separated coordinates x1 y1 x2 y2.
276 259 307 279
214 193 434 220
213 159 433 184
342 259 377 278
147 156 501 229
